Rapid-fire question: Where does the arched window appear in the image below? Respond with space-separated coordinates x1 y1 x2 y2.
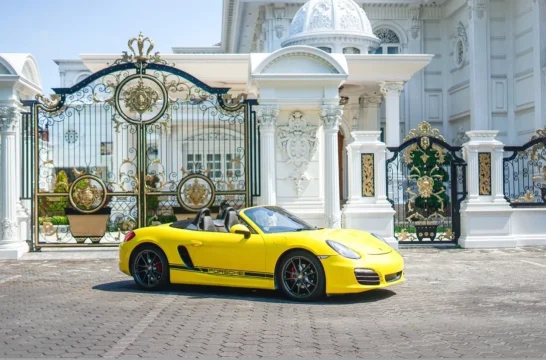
371 28 401 54
317 46 332 53
343 47 361 54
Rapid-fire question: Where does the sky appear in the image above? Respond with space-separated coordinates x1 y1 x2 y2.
0 0 223 95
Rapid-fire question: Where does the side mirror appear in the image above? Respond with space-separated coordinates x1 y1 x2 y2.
230 224 251 239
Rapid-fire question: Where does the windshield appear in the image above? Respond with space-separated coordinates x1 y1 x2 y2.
243 206 315 233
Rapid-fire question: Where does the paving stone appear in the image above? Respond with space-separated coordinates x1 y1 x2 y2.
1 248 546 358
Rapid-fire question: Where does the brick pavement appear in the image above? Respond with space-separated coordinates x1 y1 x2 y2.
1 247 546 358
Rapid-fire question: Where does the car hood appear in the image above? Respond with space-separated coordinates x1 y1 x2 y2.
285 228 392 255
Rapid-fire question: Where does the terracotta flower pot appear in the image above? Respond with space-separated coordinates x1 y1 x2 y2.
65 208 112 244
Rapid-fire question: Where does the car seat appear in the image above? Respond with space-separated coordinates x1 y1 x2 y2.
224 210 239 232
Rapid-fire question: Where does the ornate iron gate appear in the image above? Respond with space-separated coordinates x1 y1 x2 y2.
30 34 257 248
386 122 466 244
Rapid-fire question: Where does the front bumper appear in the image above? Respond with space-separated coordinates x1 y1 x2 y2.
321 251 404 294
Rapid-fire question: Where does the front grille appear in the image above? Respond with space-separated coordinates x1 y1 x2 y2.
354 269 380 285
385 271 402 283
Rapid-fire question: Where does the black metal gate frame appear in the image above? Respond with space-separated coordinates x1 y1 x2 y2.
386 136 467 244
27 59 259 249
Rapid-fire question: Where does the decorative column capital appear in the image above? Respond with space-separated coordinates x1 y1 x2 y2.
379 82 404 97
320 105 343 131
359 93 383 108
467 0 486 20
0 107 20 133
257 106 280 129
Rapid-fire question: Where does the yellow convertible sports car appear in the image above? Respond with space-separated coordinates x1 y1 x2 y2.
119 206 404 301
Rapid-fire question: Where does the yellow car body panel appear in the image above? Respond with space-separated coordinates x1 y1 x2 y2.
119 207 404 295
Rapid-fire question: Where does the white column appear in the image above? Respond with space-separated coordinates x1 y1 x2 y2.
380 82 404 147
407 4 424 133
459 130 514 248
359 94 383 131
320 105 343 228
257 105 279 206
467 0 490 130
0 107 28 259
533 0 546 130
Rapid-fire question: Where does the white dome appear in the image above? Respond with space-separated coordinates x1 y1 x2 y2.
281 0 380 54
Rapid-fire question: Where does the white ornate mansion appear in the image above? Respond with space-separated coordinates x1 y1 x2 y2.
1 0 546 258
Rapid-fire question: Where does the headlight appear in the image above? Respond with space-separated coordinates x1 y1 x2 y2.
371 233 389 245
326 240 360 259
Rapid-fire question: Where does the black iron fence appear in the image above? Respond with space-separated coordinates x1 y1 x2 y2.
504 137 546 206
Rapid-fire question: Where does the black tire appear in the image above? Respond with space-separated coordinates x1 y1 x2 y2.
131 245 170 291
276 250 326 302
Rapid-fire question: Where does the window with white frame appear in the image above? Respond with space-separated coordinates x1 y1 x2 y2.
370 28 401 54
206 154 222 179
187 154 203 173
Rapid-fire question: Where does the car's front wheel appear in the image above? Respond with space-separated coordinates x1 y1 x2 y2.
131 245 170 290
277 250 325 302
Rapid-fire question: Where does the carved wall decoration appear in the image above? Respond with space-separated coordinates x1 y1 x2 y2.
277 111 318 195
454 22 468 68
361 154 375 197
408 4 422 39
478 152 491 195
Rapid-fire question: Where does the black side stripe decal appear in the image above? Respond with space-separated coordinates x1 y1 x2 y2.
169 264 274 279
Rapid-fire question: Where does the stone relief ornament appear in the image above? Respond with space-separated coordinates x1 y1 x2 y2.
409 4 422 40
309 0 333 31
277 111 319 196
1 219 18 241
452 126 470 146
320 105 343 131
467 0 486 20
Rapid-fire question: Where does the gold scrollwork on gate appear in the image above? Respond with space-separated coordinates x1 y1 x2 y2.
478 152 491 195
68 175 108 214
361 154 374 197
176 174 215 212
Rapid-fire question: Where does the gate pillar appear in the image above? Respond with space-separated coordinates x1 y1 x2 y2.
341 131 397 249
0 106 28 259
459 130 515 248
257 105 279 206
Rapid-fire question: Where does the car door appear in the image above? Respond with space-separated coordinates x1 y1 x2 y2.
179 224 266 276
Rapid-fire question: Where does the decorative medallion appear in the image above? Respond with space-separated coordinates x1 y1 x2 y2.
114 74 168 125
177 174 215 212
478 152 491 195
69 175 108 214
361 154 374 197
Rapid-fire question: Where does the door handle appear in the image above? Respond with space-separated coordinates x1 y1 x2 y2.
191 240 203 247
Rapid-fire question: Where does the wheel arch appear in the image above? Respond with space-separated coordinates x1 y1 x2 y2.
128 241 167 276
273 247 326 290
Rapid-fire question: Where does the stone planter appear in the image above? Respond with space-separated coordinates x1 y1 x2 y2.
65 208 112 244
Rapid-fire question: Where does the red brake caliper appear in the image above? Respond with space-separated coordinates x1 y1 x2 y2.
155 260 163 273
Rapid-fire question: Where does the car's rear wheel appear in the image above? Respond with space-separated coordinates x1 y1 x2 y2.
131 245 170 290
277 250 325 302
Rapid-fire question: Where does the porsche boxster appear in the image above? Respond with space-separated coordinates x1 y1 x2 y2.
119 206 404 301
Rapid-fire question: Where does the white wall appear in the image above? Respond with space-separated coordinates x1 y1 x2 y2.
489 0 510 144
511 0 537 144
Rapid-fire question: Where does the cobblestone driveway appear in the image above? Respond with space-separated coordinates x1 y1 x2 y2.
1 247 546 359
